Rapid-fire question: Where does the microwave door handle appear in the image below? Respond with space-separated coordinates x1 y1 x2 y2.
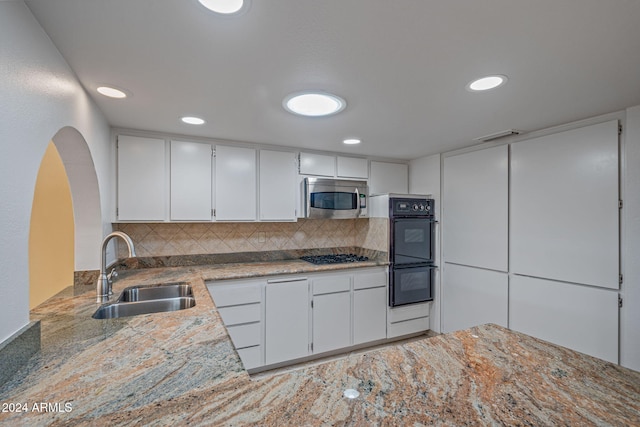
355 187 361 216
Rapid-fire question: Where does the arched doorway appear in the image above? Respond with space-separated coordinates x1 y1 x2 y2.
29 127 103 308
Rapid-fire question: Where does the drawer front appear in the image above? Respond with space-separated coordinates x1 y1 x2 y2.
388 302 430 323
237 346 263 370
218 303 261 325
353 269 387 290
387 317 429 338
227 322 261 349
312 275 351 295
208 282 262 307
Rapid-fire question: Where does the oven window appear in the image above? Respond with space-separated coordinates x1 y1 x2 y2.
404 228 425 243
310 192 357 210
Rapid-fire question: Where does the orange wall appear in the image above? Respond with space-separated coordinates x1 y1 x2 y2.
29 142 75 309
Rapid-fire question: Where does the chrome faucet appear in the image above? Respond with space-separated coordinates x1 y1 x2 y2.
96 231 136 303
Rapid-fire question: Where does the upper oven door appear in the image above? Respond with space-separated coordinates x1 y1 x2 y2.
392 218 434 264
305 179 368 219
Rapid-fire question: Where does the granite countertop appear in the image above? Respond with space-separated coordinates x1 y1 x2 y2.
1 258 639 426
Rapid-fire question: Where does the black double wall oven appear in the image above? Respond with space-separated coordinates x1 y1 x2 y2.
389 197 436 307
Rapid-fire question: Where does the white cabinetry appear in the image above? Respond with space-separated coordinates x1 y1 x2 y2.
170 140 212 221
337 156 368 179
509 275 618 363
511 120 619 289
443 145 508 271
369 161 408 195
299 152 335 176
117 135 166 221
265 277 310 365
312 275 351 353
215 145 257 221
441 263 508 333
207 279 264 370
259 150 296 221
353 270 387 344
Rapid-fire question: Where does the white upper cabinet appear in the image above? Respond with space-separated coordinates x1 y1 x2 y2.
443 145 508 271
299 152 336 176
369 161 408 195
170 140 213 221
337 156 368 179
215 145 257 221
259 150 297 221
117 135 166 221
510 120 619 289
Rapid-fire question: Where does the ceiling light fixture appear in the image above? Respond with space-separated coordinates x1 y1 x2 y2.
181 116 206 125
97 86 127 99
198 0 248 15
284 92 346 117
343 138 361 145
467 75 508 92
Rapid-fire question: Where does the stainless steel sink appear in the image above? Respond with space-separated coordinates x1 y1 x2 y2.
118 283 193 302
92 282 196 319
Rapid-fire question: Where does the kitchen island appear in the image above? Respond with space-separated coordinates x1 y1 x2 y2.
1 259 639 426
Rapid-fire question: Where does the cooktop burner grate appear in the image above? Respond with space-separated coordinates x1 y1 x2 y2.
300 254 369 265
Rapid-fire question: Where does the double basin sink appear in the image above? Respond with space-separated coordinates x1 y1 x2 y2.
93 282 196 319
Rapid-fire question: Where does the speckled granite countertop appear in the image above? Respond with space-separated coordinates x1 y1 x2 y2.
1 258 639 426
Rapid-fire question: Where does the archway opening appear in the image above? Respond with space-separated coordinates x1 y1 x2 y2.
29 142 75 308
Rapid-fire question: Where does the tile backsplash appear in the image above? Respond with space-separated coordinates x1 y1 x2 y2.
115 218 388 258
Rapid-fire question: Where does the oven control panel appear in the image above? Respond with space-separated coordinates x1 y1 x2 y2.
390 198 434 217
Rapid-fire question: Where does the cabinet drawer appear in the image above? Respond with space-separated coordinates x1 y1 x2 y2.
208 283 262 307
388 302 430 323
353 270 386 290
237 346 263 370
227 322 261 349
312 275 351 295
218 303 261 325
387 317 429 339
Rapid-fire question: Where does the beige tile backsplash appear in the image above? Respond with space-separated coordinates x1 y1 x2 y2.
115 218 388 258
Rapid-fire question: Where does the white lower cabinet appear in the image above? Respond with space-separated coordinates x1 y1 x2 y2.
311 274 351 354
265 277 310 365
353 287 387 344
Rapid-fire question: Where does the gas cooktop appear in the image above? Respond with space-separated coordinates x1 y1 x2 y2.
300 254 369 265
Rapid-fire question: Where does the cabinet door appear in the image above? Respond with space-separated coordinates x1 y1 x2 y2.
299 152 335 176
170 140 212 221
337 156 368 179
312 291 351 353
353 287 387 345
259 150 296 221
443 145 508 271
509 275 618 363
442 263 508 333
215 145 256 221
511 120 619 289
369 161 408 195
117 135 166 221
265 279 309 365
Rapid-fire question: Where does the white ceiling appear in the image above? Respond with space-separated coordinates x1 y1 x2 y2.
25 0 640 160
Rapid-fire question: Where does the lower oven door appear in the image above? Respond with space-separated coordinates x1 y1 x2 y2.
390 264 436 307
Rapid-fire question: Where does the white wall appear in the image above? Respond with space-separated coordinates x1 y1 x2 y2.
622 105 640 371
0 2 112 343
409 154 441 332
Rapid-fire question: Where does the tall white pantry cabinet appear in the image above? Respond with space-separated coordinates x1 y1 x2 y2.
442 120 620 364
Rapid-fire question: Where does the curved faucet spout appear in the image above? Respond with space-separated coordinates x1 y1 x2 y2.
96 231 137 303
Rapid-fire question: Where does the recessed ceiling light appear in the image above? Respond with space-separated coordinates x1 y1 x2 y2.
97 86 127 99
284 92 346 117
198 0 248 15
467 75 508 92
181 116 206 125
343 138 361 145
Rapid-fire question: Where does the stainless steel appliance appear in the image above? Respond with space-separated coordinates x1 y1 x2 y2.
389 197 436 307
304 178 368 219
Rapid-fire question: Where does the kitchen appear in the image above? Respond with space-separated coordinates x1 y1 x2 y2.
1 0 640 425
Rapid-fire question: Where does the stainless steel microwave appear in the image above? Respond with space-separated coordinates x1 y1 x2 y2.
304 178 368 219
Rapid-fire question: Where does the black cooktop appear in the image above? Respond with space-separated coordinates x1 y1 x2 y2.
300 254 369 265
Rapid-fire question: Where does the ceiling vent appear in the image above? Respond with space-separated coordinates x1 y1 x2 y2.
473 129 522 142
